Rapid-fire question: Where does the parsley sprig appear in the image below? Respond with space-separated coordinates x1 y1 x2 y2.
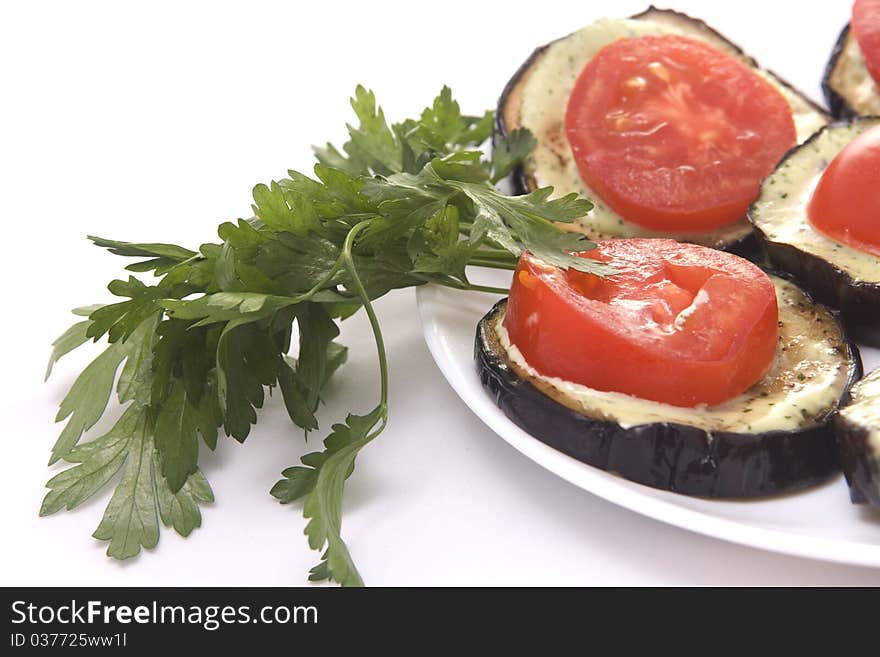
43 85 611 585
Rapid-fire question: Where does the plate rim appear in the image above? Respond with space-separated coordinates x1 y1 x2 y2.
415 283 880 569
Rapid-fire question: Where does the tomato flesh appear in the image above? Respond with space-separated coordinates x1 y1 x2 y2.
504 240 778 407
565 35 796 232
808 124 880 254
853 0 880 86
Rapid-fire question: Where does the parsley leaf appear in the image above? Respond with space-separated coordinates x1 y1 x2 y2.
345 85 402 175
89 236 198 277
50 338 130 465
88 408 157 560
155 460 214 538
490 127 537 183
162 292 302 326
302 407 384 587
215 320 267 441
116 313 159 406
45 318 93 381
153 379 200 493
43 403 214 559
89 236 198 261
41 405 145 517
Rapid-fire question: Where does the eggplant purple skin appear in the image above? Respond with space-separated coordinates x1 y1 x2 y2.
834 415 880 506
753 234 880 346
475 299 862 498
822 24 861 121
748 122 880 347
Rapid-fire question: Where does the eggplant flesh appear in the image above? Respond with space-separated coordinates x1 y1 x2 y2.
475 286 860 498
822 24 880 120
748 117 880 346
495 6 831 254
835 368 880 507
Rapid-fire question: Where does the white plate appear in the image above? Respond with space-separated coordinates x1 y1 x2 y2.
416 268 880 568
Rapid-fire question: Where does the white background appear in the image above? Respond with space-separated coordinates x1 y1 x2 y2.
3 0 880 585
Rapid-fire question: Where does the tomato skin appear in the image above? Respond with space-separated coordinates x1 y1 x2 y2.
503 240 778 407
564 35 796 232
853 0 880 86
808 125 880 254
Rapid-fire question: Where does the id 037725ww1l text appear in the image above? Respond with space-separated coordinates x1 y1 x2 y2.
10 632 127 649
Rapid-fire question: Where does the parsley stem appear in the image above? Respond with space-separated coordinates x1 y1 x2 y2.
467 258 517 271
304 253 347 300
458 283 510 294
341 220 389 420
413 273 508 296
460 283 508 295
473 248 516 260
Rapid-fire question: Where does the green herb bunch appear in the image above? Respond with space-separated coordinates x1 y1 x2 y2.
43 86 609 586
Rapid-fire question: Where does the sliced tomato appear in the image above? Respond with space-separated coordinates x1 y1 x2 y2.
564 35 796 232
853 0 880 86
808 124 880 254
503 240 778 407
